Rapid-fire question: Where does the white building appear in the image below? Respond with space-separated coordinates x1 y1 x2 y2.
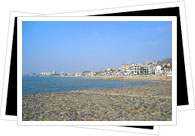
41 70 57 76
82 71 94 77
120 63 154 76
155 65 162 76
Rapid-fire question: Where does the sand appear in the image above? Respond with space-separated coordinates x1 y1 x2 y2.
22 82 172 121
89 75 172 82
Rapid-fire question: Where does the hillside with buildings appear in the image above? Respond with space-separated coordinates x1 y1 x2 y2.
148 58 172 67
91 58 172 77
28 58 172 78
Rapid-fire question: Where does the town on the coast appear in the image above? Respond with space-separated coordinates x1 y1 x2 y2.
27 58 172 78
23 57 173 121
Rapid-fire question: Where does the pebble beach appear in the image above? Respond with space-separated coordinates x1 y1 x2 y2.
22 81 172 121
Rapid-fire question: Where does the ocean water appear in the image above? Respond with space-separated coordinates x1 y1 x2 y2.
22 76 159 96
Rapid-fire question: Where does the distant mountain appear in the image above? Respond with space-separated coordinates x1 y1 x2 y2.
147 58 172 66
158 58 172 64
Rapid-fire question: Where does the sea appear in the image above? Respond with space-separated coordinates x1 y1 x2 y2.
22 76 159 96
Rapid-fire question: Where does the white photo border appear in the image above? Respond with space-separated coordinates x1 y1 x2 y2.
17 16 177 126
1 1 193 122
76 126 159 135
0 11 16 121
0 12 43 121
1 1 192 134
0 11 160 136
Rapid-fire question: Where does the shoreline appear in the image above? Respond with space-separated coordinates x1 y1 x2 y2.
24 75 172 82
86 75 172 82
23 82 172 121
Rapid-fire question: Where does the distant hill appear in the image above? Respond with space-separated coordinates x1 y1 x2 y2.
158 58 172 64
147 58 172 66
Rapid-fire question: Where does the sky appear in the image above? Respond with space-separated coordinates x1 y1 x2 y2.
22 21 172 74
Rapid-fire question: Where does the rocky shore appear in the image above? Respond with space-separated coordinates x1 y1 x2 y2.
89 75 172 82
22 82 172 121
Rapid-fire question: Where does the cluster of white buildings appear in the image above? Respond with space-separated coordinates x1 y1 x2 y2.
119 63 154 76
29 59 172 77
94 62 172 77
41 71 57 76
39 71 94 77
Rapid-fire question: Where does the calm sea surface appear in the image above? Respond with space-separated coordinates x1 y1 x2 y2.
22 77 159 96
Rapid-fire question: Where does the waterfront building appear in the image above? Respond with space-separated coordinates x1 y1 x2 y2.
82 71 94 77
59 72 65 77
52 71 56 75
75 73 82 77
29 73 36 76
155 65 162 76
120 63 154 76
41 70 57 76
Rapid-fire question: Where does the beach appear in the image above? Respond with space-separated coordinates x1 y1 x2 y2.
22 81 172 121
89 75 172 82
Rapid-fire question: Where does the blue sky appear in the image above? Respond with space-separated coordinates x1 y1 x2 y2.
22 21 172 74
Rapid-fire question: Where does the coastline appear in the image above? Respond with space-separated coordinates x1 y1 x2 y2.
87 75 172 82
23 82 172 121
